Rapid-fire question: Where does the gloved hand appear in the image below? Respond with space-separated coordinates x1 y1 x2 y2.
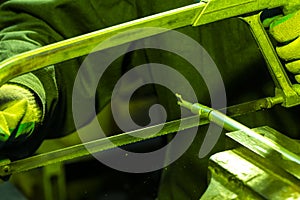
264 10 300 82
0 84 42 147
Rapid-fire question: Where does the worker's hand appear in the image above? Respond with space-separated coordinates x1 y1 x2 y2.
264 10 300 82
0 84 42 146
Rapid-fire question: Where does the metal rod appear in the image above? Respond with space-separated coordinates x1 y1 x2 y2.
177 94 300 165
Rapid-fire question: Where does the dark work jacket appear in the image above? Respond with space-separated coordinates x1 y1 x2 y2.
0 0 197 157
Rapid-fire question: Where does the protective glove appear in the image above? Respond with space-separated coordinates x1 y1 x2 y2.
0 84 42 147
264 10 300 82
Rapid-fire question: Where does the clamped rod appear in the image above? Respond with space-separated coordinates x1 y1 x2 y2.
176 94 300 165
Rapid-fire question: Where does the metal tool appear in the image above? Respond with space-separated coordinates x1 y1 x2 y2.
241 14 300 107
0 96 281 177
0 0 300 178
201 126 300 199
177 95 300 199
0 0 299 106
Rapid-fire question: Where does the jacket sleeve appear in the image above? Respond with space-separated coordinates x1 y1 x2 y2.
0 0 140 159
0 0 196 159
0 0 62 159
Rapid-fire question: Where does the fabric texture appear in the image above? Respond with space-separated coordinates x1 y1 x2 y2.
0 84 42 143
268 9 300 83
269 11 300 43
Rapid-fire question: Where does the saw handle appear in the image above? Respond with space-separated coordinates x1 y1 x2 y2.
241 13 300 107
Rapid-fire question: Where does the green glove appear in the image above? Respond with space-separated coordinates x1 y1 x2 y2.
0 84 42 145
266 10 300 82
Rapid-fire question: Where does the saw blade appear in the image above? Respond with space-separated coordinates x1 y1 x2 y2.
0 96 282 177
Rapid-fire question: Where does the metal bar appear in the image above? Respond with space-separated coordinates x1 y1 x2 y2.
177 95 300 165
0 115 199 177
0 3 206 85
0 0 298 86
193 0 286 26
0 96 281 177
